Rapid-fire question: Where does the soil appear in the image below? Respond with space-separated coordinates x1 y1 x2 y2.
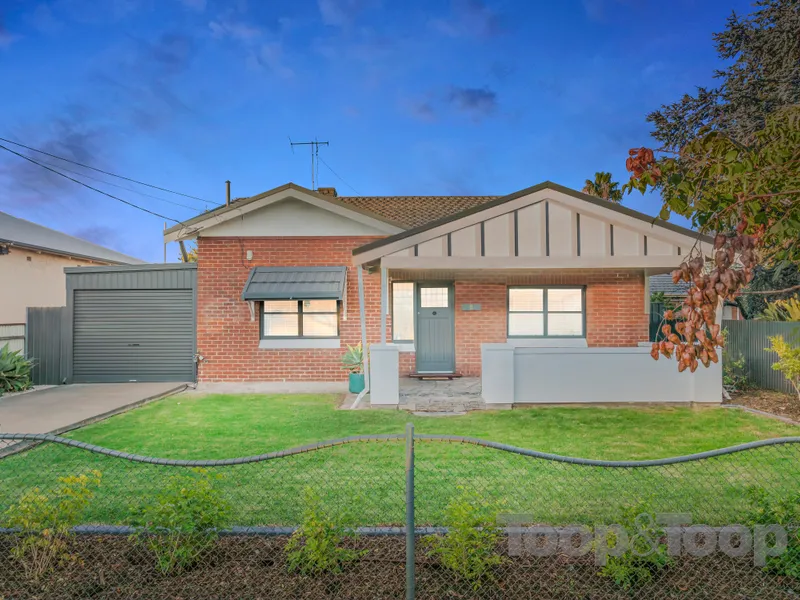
727 389 800 423
1 535 798 599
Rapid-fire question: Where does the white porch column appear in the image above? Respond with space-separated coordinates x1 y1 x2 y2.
380 267 388 344
357 266 370 392
481 343 515 406
370 344 399 405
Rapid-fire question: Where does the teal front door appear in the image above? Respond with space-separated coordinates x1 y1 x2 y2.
415 284 455 373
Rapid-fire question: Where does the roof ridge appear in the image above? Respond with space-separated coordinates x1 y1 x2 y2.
338 194 499 199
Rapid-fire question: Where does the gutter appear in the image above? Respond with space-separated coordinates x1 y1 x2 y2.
0 239 142 266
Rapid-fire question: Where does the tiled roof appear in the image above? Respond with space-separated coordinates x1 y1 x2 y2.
649 273 691 296
337 195 499 228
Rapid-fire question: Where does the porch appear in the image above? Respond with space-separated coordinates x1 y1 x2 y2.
350 184 722 408
347 377 485 412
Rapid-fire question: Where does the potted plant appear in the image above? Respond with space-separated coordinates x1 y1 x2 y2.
341 343 365 394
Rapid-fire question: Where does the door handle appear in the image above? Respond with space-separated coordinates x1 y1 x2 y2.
127 343 141 347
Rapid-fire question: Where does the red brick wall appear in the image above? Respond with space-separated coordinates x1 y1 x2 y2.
449 270 648 376
197 236 387 382
197 236 647 381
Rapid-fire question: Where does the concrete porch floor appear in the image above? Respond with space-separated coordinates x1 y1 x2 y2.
398 377 486 412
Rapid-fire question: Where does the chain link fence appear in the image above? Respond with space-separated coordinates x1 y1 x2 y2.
1 429 800 599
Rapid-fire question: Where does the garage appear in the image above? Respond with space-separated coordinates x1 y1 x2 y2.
65 264 196 383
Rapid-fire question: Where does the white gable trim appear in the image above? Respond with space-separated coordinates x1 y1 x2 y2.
353 187 710 267
165 186 403 242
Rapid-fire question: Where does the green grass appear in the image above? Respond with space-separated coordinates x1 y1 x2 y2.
1 394 799 527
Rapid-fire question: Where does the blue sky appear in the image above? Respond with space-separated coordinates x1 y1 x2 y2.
0 0 751 261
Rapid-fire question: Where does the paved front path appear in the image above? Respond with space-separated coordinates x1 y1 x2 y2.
0 383 185 433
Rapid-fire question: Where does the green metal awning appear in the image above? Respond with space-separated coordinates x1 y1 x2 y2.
241 267 347 301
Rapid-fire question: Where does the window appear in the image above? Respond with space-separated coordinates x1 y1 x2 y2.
420 287 449 308
392 282 415 342
508 287 584 337
261 300 338 338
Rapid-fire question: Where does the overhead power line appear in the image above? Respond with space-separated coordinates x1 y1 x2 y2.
318 156 361 195
0 136 218 207
0 143 181 223
35 158 205 213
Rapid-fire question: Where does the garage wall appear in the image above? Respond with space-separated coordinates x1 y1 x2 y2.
64 264 197 383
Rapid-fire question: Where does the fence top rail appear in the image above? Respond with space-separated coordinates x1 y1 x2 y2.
0 433 406 466
2 432 800 468
415 435 800 467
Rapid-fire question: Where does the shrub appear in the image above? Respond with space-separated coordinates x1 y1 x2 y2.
747 487 800 578
285 488 366 575
0 343 33 397
766 335 800 400
759 297 800 321
598 501 672 589
340 343 364 374
131 468 230 575
723 350 750 392
424 489 505 590
2 471 102 581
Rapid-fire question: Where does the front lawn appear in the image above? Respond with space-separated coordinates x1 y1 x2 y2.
1 394 798 527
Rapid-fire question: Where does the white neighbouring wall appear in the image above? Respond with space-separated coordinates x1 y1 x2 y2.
0 248 94 325
481 344 722 404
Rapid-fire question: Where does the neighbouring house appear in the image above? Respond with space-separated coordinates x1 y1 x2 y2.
0 210 144 352
649 273 744 320
164 181 723 405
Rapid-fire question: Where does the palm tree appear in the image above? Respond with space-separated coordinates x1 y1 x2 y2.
582 172 623 203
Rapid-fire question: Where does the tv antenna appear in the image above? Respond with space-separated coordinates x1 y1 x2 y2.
289 137 329 190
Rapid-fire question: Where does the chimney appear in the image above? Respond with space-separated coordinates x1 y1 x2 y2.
317 187 337 197
226 180 231 206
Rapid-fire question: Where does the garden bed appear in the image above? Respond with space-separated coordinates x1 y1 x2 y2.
728 389 800 422
0 535 797 600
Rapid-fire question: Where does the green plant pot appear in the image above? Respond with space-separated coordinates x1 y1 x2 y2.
348 373 365 394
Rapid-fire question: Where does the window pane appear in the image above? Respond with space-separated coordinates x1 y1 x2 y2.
392 283 415 341
547 288 582 312
420 287 448 308
263 313 298 336
303 300 337 313
509 288 543 312
302 314 337 336
509 313 544 336
548 313 583 336
263 300 298 313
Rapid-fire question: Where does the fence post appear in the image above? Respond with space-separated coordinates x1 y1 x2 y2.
405 422 415 600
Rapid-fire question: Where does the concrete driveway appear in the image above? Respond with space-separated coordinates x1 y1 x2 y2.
0 383 186 434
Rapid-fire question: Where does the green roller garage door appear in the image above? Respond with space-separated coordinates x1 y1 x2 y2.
73 289 194 383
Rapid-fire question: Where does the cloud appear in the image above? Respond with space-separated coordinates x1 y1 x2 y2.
0 13 20 47
209 19 261 41
178 0 206 10
446 86 497 116
430 0 502 39
582 0 606 21
0 111 109 206
143 32 195 75
26 4 62 34
317 0 370 27
401 97 437 122
582 0 636 22
85 32 198 132
250 42 294 79
72 225 117 246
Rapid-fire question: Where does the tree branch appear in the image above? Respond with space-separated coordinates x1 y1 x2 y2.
738 284 800 296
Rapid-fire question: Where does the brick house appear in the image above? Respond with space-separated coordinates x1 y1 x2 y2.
165 181 721 404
